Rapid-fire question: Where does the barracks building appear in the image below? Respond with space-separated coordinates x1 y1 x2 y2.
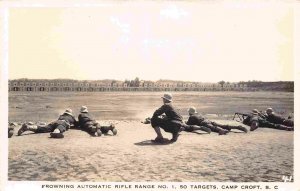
8 79 248 92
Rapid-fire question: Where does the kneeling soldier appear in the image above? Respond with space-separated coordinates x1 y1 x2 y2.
150 93 201 143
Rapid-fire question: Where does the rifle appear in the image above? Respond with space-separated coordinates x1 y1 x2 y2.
233 112 249 122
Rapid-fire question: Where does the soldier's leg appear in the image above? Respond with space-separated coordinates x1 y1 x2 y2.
212 122 248 133
18 123 37 136
100 124 117 135
258 120 293 131
81 121 100 136
49 124 65 138
87 124 99 136
153 119 181 142
274 124 294 131
201 121 228 135
151 116 165 141
94 122 102 136
181 124 211 133
168 120 182 142
35 124 55 133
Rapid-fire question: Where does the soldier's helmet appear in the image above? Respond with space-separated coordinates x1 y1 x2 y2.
251 109 259 115
161 93 173 102
64 108 73 116
80 106 88 113
188 107 198 115
266 108 274 115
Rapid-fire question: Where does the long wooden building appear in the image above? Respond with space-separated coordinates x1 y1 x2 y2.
8 79 248 92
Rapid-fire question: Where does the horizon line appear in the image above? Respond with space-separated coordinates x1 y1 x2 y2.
8 78 294 83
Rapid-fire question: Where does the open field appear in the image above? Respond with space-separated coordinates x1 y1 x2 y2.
8 91 294 182
9 91 294 122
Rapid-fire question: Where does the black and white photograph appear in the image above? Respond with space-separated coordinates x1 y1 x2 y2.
1 1 299 191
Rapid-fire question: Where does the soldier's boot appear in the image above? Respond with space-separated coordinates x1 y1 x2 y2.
101 124 117 135
215 127 229 135
108 124 117 135
18 123 37 136
50 128 64 138
231 125 248 133
209 125 228 135
275 124 293 131
170 131 179 142
95 123 102 136
96 128 102 136
199 126 211 134
90 125 101 137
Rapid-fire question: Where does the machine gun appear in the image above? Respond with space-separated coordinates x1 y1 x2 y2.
233 110 267 122
232 112 249 122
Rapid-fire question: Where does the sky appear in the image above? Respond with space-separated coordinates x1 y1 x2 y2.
8 1 294 82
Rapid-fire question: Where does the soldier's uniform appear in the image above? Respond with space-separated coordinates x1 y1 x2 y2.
58 113 78 128
265 109 294 127
17 109 74 138
242 110 293 131
36 120 70 133
151 102 183 140
186 113 247 135
151 93 193 143
78 106 117 136
78 109 101 136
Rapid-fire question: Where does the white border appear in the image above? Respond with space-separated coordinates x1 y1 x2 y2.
1 1 299 191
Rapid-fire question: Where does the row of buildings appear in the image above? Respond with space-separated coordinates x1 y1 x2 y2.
8 79 248 92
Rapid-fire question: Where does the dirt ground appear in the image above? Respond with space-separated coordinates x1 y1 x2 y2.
8 92 294 182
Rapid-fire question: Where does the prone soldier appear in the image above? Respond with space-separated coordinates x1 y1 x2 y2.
187 107 248 135
17 108 76 138
78 106 117 137
265 108 294 127
234 109 293 131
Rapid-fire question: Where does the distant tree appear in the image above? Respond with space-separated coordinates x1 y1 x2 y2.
134 77 140 87
130 80 135 87
124 79 130 86
218 80 225 88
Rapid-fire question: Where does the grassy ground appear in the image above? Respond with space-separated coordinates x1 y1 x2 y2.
9 91 294 122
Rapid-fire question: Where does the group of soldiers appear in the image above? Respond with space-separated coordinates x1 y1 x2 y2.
237 108 294 131
8 93 294 143
147 93 294 144
9 106 117 138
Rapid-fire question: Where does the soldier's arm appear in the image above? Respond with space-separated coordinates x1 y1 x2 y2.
72 116 79 128
258 112 267 119
152 105 167 118
186 117 192 125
